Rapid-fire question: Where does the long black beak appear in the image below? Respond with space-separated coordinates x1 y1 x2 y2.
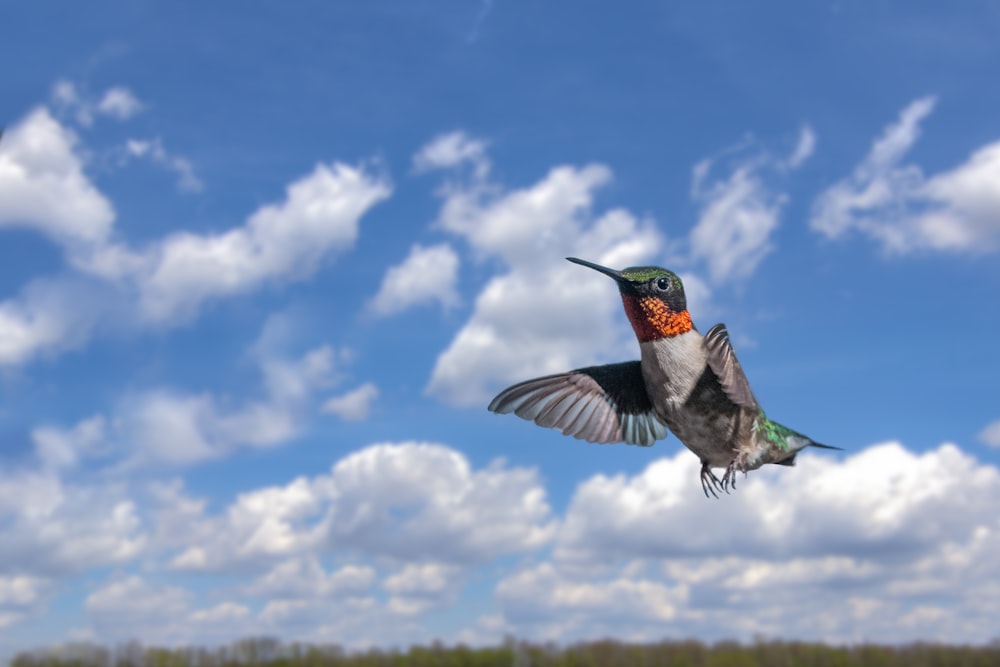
566 257 628 283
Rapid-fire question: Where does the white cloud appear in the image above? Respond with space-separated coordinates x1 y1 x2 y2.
0 108 115 247
322 382 379 421
496 563 683 636
31 415 106 470
811 97 1000 254
786 124 816 169
434 163 624 266
383 562 462 616
413 131 489 177
97 88 142 120
24 314 344 470
556 442 995 563
421 143 663 405
84 576 191 643
487 441 1000 644
50 81 142 126
0 576 47 608
124 138 203 192
50 80 93 126
0 576 51 631
247 558 375 599
255 596 415 646
7 440 1000 647
188 602 250 624
120 342 336 467
676 271 712 322
321 443 555 563
47 156 388 330
0 277 110 367
421 128 807 405
107 162 391 324
978 420 1000 448
1 105 390 368
689 157 787 284
368 243 460 316
0 467 144 577
162 442 554 572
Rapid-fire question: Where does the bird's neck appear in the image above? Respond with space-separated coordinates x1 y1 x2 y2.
621 295 693 342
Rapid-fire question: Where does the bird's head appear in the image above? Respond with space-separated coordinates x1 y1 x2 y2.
567 257 692 342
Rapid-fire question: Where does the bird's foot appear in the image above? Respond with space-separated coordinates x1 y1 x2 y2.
700 460 727 499
720 457 748 493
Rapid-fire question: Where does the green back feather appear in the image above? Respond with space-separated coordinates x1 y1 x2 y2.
754 413 800 451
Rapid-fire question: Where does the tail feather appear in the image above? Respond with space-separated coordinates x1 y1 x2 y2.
776 439 841 467
807 441 842 451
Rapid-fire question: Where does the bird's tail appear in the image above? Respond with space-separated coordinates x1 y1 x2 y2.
807 440 842 451
775 431 842 467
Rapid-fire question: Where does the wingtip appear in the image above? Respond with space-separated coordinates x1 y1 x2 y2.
486 394 504 413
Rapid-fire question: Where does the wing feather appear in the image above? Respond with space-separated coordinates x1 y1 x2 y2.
488 361 669 446
703 323 759 411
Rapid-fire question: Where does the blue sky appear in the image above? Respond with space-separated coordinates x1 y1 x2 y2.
2 0 1000 657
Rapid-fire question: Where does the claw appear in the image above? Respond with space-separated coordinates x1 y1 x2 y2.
700 460 726 499
721 462 737 492
719 458 750 494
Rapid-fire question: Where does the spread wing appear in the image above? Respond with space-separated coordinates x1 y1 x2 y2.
703 323 759 411
487 361 668 447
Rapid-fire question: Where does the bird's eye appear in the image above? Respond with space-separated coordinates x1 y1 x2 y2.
656 277 670 291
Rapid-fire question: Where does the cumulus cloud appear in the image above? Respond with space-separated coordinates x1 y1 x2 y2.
383 562 462 615
368 243 460 316
322 382 379 421
496 563 683 638
0 104 390 367
119 341 337 467
0 467 144 577
7 440 1000 647
86 161 392 323
84 575 199 644
421 127 812 405
811 97 1000 254
160 442 554 572
85 575 189 624
0 277 111 367
557 442 994 562
23 313 351 470
489 441 1000 644
419 135 663 405
0 108 115 247
246 558 376 599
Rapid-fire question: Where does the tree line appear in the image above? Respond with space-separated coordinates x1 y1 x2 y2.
12 637 1000 667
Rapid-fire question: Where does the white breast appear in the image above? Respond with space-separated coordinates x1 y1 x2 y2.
638 330 706 409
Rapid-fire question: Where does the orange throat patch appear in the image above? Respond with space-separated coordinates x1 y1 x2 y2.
622 295 693 342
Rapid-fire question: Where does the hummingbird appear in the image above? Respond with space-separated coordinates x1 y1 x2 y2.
488 257 840 497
